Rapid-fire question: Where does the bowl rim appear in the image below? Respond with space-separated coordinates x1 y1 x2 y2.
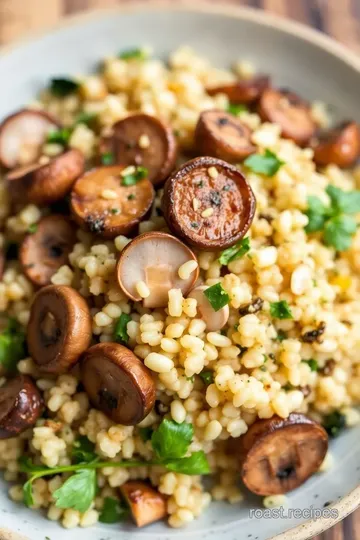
0 2 359 540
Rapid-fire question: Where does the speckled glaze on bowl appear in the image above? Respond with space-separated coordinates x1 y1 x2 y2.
0 3 360 540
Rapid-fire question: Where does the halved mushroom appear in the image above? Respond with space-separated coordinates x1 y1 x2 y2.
162 157 256 250
20 215 76 287
207 75 270 104
312 121 360 168
70 165 155 238
27 285 92 374
120 481 167 527
235 413 328 496
195 110 255 162
81 343 155 425
258 88 316 146
0 375 44 439
116 231 199 308
6 149 85 206
0 109 59 169
188 285 229 331
99 113 177 185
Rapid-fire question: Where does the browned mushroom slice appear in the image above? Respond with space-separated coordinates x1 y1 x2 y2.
236 413 328 496
188 286 229 331
6 149 85 206
116 231 199 308
312 121 360 168
81 343 155 425
70 165 155 238
0 375 44 439
100 114 177 185
19 215 76 287
195 110 255 162
120 481 167 527
27 285 92 374
258 88 316 146
207 75 270 104
0 109 59 169
162 157 256 250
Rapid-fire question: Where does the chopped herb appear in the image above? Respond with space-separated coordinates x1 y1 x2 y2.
110 208 120 215
99 497 128 523
244 149 285 177
0 318 26 372
127 194 136 201
49 77 79 97
302 359 318 372
121 166 148 186
139 427 153 442
219 237 250 265
72 437 97 464
283 382 295 392
204 283 230 312
322 411 346 438
47 128 72 146
196 180 204 188
263 354 268 362
101 152 115 165
209 190 222 206
190 222 199 228
113 313 132 345
75 111 97 126
199 371 214 385
227 103 248 115
234 324 239 331
260 365 267 372
270 301 293 320
28 223 38 234
119 48 148 60
275 329 287 342
186 375 195 383
151 419 193 461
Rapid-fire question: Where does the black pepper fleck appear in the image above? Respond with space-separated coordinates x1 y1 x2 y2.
209 190 222 206
301 321 326 343
85 215 105 234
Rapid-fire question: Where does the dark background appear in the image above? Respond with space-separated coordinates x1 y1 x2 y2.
0 0 359 538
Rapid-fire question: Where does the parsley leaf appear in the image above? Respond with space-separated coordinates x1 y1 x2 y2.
75 111 97 126
305 196 328 233
53 468 97 512
99 497 128 523
326 185 360 215
0 319 26 372
165 451 210 475
244 149 285 177
274 330 287 342
322 411 346 438
121 166 148 186
23 479 34 507
323 215 357 252
302 359 318 372
203 283 230 312
27 223 38 234
47 128 72 146
101 151 115 165
49 77 79 97
72 436 97 464
119 48 148 61
218 237 250 265
199 370 214 385
270 301 293 320
227 103 248 116
151 419 193 461
139 427 153 442
113 314 131 345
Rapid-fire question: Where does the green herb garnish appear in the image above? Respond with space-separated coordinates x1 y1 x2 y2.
203 283 230 312
227 103 248 115
200 371 214 385
322 411 346 438
113 314 131 345
244 149 285 177
49 77 79 97
111 208 120 215
270 301 293 320
53 468 97 512
119 48 148 61
0 319 26 372
275 330 287 342
127 194 136 201
218 237 250 265
139 427 153 442
302 359 318 372
75 111 97 126
101 151 115 165
121 166 148 186
47 128 72 146
99 497 128 523
72 436 97 464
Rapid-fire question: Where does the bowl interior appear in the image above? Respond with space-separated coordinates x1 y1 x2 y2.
1 6 360 540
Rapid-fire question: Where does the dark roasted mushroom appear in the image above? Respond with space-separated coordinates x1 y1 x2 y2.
312 121 360 168
20 215 76 287
81 343 156 425
27 285 92 374
207 75 270 104
0 375 44 439
120 481 167 527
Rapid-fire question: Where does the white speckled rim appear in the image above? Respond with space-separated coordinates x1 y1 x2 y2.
0 2 359 540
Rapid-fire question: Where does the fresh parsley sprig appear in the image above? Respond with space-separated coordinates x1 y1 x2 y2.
113 313 132 345
218 237 250 265
244 149 285 177
270 300 293 320
99 497 128 523
121 166 148 186
0 318 26 372
204 283 230 312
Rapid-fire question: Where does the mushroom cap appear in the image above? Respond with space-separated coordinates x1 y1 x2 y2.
313 121 360 168
0 109 59 168
120 481 167 527
81 342 156 425
27 285 92 374
207 75 270 104
116 231 199 308
188 286 229 331
235 413 328 496
20 215 76 287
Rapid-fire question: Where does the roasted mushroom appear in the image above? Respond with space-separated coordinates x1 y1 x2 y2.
27 285 92 374
20 215 76 287
235 413 328 496
120 481 167 527
258 88 316 146
0 375 44 439
70 165 155 238
195 110 255 162
100 113 177 185
81 343 155 425
312 121 360 168
0 109 58 168
6 149 84 206
116 231 199 308
207 75 270 104
188 285 229 331
162 157 256 250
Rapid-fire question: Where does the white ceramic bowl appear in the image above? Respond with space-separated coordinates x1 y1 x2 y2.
1 4 360 540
